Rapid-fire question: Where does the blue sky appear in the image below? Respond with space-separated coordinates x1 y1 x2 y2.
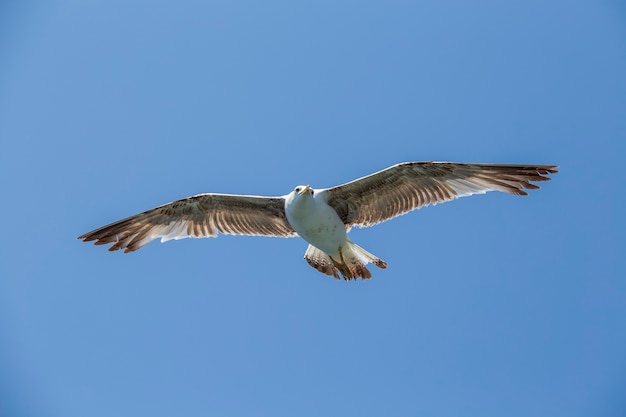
1 1 625 416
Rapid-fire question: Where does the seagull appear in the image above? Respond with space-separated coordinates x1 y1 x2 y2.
78 161 557 280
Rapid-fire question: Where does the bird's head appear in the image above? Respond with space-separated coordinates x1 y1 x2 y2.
295 185 312 196
286 185 314 206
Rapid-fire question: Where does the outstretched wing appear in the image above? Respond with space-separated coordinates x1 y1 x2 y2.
323 162 558 228
78 193 296 253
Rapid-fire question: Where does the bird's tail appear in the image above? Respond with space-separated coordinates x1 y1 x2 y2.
304 240 387 281
304 245 339 279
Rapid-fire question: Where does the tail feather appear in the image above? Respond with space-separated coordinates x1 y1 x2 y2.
303 241 387 281
304 245 340 279
348 240 388 270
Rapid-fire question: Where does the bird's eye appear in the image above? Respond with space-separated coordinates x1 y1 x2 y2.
295 187 301 193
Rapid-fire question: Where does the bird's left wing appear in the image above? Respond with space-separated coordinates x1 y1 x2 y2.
78 193 296 253
323 162 557 229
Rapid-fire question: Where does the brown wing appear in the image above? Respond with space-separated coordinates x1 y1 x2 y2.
78 193 296 253
323 162 558 228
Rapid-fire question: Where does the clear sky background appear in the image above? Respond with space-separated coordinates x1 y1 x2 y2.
1 1 625 416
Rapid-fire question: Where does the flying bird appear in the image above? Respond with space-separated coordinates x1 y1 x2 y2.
78 162 557 280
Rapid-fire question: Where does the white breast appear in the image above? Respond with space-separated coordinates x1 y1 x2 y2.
284 191 347 256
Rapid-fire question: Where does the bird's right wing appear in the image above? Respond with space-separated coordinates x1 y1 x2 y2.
78 193 296 253
323 162 558 228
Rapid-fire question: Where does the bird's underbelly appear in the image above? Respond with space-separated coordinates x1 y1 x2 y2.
287 206 347 255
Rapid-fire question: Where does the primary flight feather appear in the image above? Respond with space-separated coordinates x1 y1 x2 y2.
79 161 557 280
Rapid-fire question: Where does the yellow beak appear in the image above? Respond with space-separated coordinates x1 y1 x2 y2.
299 185 311 195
